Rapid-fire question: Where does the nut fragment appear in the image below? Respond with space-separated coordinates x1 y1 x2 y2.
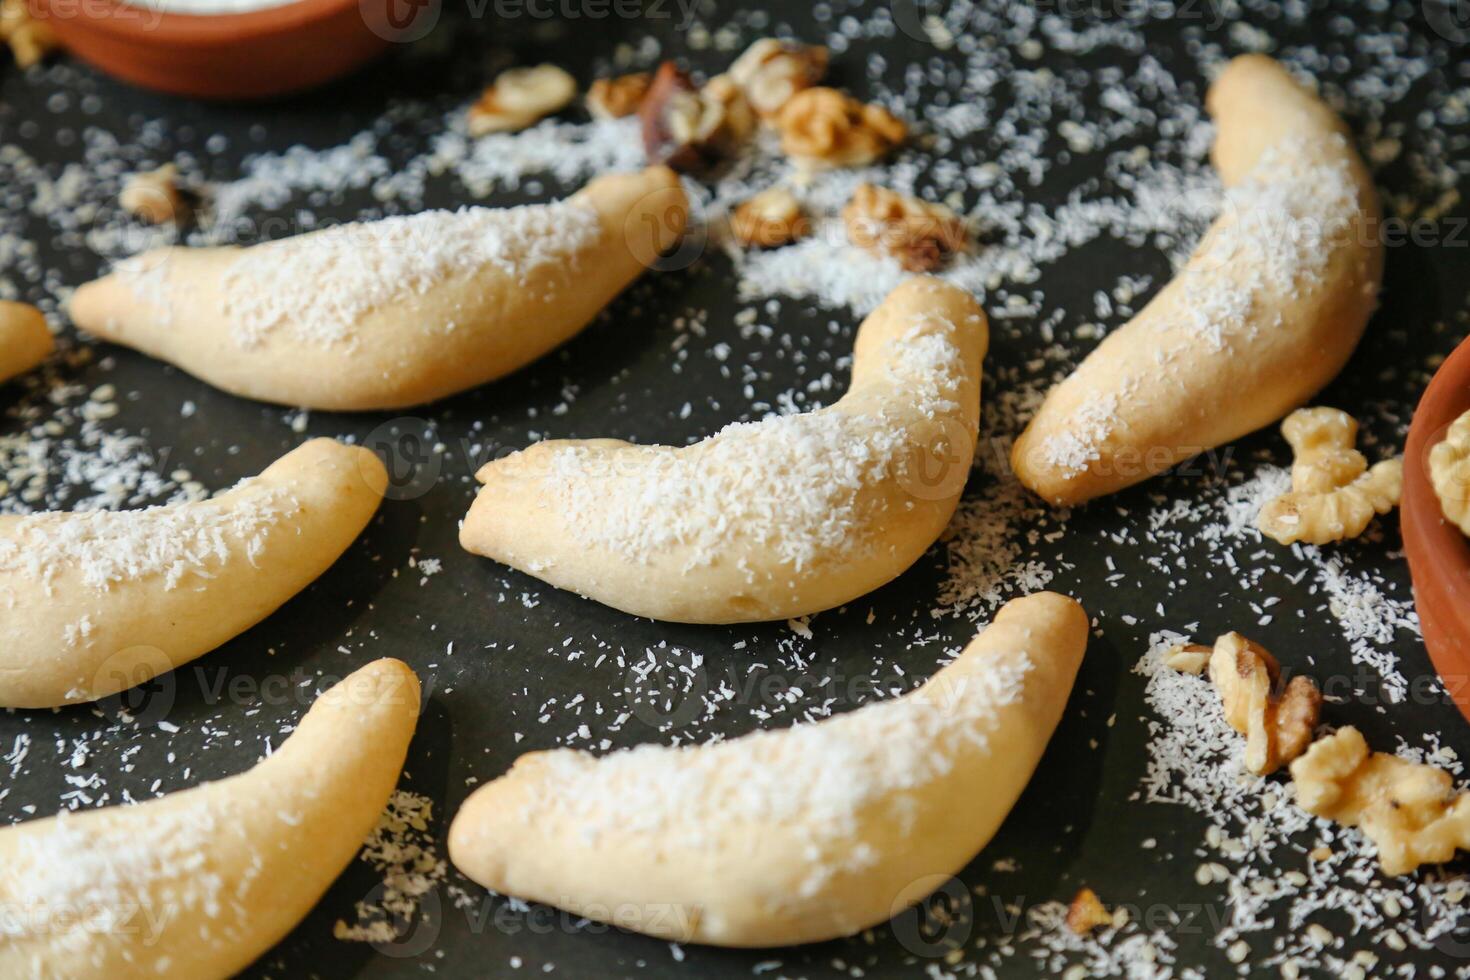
1290 726 1470 875
1208 632 1321 775
1429 409 1470 536
640 62 754 171
1257 407 1402 546
1 0 59 69
730 188 809 248
587 72 652 120
1284 407 1368 493
727 38 828 118
120 164 187 225
777 87 906 169
1163 641 1212 675
468 64 577 136
842 183 968 272
1065 887 1111 935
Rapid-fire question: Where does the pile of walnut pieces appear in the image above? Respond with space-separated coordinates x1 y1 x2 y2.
622 39 969 268
1170 632 1470 875
630 39 837 171
465 39 972 271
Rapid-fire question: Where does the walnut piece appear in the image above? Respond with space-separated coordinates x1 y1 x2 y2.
1257 407 1402 546
1208 632 1321 775
1066 887 1111 935
120 164 187 225
1283 407 1368 492
1290 726 1470 876
1162 641 1212 675
727 38 828 119
640 62 755 171
587 72 651 120
1429 409 1470 536
468 64 577 137
777 87 906 169
730 189 809 248
842 183 967 272
1 0 59 69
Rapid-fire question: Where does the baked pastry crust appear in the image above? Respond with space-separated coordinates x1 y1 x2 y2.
460 277 988 623
1012 55 1383 505
68 168 688 411
0 438 387 708
0 659 419 979
448 592 1087 947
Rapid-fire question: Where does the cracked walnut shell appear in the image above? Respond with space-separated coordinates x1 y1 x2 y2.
777 88 906 168
727 38 828 118
730 189 809 248
1257 407 1403 546
1429 409 1470 536
1207 632 1321 775
468 64 577 137
842 183 968 272
1291 726 1470 875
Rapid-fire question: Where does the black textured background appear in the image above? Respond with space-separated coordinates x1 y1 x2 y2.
3 1 1470 976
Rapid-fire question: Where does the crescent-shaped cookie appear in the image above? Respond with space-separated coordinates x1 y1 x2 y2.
0 301 53 384
448 591 1087 947
1012 54 1382 505
68 167 688 411
0 658 420 979
0 438 387 708
460 277 988 623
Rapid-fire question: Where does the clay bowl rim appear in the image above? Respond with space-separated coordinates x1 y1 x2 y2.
37 0 363 45
1403 332 1470 695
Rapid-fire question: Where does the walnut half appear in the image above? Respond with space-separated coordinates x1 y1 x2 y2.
1257 407 1402 546
1290 726 1470 876
777 87 906 169
727 38 828 119
1207 632 1321 775
468 64 577 137
730 188 809 249
842 183 968 272
1429 409 1470 536
587 72 652 120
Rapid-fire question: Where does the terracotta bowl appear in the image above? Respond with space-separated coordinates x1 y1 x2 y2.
31 0 404 99
1403 333 1470 724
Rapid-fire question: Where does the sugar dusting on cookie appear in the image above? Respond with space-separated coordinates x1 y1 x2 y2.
538 318 966 572
116 199 603 349
518 646 1032 892
222 201 602 348
0 481 298 594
